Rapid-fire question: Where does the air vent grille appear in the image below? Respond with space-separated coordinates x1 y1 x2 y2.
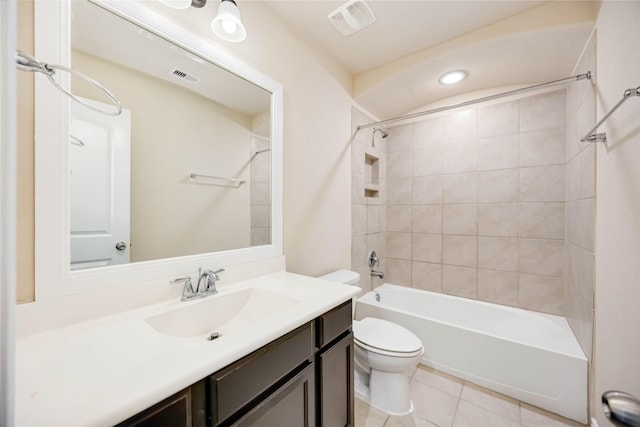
170 68 200 84
328 0 376 37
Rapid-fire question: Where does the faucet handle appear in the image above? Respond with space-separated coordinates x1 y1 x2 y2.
211 268 225 281
170 276 196 301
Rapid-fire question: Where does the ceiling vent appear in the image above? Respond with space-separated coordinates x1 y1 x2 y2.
328 0 376 37
170 68 200 84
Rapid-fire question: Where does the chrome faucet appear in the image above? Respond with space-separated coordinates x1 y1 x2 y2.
371 270 384 279
170 267 225 302
196 267 225 294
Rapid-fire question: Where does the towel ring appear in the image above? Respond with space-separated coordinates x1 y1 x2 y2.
16 51 123 116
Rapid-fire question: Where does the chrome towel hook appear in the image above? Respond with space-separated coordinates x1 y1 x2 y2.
16 51 123 116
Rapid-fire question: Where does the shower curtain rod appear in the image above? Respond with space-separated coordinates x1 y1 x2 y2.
357 72 592 131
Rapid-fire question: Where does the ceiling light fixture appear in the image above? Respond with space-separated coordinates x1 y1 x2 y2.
439 70 467 85
159 0 247 43
211 0 247 43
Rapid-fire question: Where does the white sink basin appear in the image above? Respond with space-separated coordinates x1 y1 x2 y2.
145 287 299 338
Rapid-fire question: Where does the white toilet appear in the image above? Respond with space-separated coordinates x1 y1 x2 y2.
319 270 424 416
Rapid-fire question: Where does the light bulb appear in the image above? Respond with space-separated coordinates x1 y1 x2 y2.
158 0 192 10
439 70 467 85
221 19 237 34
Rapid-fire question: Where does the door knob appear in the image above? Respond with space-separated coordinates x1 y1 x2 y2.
603 390 640 427
115 242 127 251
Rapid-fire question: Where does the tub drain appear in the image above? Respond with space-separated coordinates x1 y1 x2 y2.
207 332 221 341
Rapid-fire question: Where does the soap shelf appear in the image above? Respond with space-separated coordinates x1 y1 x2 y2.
364 151 380 198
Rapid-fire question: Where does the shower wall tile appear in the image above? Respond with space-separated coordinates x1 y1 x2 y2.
357 90 571 315
443 108 477 143
352 172 365 204
387 178 412 205
387 232 412 260
566 198 595 251
387 124 412 152
352 236 367 269
478 100 519 138
478 269 518 306
478 237 519 272
477 169 518 203
352 140 366 174
250 182 271 205
519 127 565 167
387 205 412 232
387 150 412 178
442 204 477 235
518 239 564 277
251 205 270 228
367 233 386 260
386 259 412 287
413 145 443 176
519 273 564 315
413 175 443 204
412 261 442 292
443 235 477 267
477 134 519 171
519 203 565 239
413 117 443 148
519 90 565 133
566 242 594 305
367 205 381 234
413 205 443 234
519 165 565 202
566 144 595 201
442 141 477 173
351 204 367 236
477 204 519 237
443 265 477 299
412 233 443 263
443 173 477 204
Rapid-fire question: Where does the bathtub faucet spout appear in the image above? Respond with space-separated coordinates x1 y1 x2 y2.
371 270 384 279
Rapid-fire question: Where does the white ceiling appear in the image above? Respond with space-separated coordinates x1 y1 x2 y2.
263 0 597 119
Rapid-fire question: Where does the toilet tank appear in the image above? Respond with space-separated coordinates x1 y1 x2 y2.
319 270 360 286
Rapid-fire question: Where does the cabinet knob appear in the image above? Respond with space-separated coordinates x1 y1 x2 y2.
115 242 127 251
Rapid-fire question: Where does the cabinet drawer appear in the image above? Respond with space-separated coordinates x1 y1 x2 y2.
316 300 352 348
210 322 314 425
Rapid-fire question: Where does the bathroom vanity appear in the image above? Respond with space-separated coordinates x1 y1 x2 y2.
118 300 353 427
15 272 359 426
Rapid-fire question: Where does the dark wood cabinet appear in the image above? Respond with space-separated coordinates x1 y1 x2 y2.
315 300 354 427
318 333 354 427
116 381 206 427
118 301 353 427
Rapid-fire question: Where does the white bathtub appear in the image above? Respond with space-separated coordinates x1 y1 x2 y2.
355 284 587 423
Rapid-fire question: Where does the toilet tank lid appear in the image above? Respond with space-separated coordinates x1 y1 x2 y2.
318 269 360 285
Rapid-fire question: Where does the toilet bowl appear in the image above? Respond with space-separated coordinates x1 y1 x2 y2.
319 270 424 416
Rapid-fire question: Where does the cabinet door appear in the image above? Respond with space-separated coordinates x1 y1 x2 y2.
116 381 206 427
318 332 354 427
232 363 316 427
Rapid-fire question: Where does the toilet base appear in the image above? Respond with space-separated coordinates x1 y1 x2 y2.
354 366 414 416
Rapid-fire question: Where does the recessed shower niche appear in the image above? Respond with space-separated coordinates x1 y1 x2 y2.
364 150 380 200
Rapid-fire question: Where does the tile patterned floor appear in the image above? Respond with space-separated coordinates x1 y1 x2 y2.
355 365 587 427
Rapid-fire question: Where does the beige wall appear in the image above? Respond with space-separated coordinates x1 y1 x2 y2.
16 1 353 301
594 1 640 425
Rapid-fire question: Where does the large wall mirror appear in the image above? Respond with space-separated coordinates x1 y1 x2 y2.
34 0 283 299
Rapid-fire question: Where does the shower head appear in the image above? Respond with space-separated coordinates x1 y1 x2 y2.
373 127 388 139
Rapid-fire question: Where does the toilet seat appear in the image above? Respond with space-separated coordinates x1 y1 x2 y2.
353 318 423 357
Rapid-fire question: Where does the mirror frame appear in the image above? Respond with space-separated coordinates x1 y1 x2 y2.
34 0 283 300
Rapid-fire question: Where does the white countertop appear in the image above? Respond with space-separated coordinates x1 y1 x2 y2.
15 272 360 426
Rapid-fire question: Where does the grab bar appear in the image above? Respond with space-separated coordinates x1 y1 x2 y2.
582 86 640 143
189 173 246 188
16 51 123 116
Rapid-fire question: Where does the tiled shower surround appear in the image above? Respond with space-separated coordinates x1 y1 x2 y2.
352 89 575 316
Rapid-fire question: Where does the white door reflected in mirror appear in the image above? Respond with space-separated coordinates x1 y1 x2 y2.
70 98 131 270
